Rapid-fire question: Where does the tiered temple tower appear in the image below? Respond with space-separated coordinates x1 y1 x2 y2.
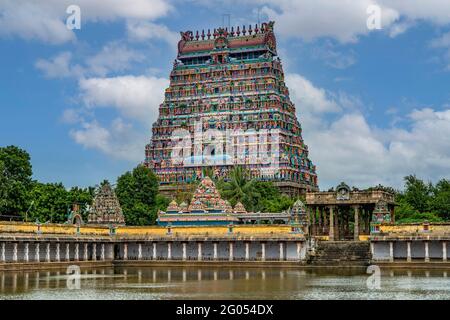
145 22 318 197
88 182 125 225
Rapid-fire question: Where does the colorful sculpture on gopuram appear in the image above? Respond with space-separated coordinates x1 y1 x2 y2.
157 177 242 226
145 21 318 197
88 182 126 225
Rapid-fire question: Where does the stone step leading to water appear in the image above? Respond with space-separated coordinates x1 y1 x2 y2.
307 241 371 266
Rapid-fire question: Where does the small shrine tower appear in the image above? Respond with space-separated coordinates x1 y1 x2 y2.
88 182 126 225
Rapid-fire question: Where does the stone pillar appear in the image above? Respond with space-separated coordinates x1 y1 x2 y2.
443 242 447 262
35 243 40 262
366 209 371 234
1 242 5 263
167 242 172 260
354 205 359 241
229 242 234 261
122 243 127 261
138 243 142 260
245 242 250 261
329 206 335 241
152 242 157 260
46 243 50 262
197 242 202 261
182 242 187 261
12 242 18 262
65 243 70 261
24 243 29 262
75 243 79 261
261 242 266 261
56 243 60 262
370 242 374 258
213 242 218 261
317 208 322 235
83 243 88 261
279 242 284 261
389 241 394 262
407 241 411 262
425 241 430 262
297 242 302 261
101 244 105 261
310 207 316 236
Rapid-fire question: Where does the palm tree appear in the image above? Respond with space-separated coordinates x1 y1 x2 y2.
202 167 215 180
221 167 259 210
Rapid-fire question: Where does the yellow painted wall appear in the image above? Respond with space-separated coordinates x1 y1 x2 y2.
6 220 450 239
0 221 298 238
359 235 370 241
380 224 450 234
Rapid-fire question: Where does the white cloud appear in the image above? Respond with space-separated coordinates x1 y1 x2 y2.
85 42 145 77
0 0 172 44
430 32 450 49
311 41 356 69
35 52 84 78
429 32 450 70
241 0 450 43
35 42 146 78
78 75 169 122
259 0 399 43
286 73 450 189
0 1 74 44
126 20 179 48
378 0 450 25
388 19 415 38
286 74 341 114
69 118 146 162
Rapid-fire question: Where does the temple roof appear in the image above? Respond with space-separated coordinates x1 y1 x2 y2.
234 202 247 213
177 22 277 57
89 182 125 224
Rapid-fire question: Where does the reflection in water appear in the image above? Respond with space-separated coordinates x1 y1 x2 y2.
1 266 450 299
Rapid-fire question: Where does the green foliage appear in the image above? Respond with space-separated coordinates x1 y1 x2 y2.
26 182 93 223
116 165 160 225
154 194 170 218
217 167 296 213
430 179 450 220
0 146 33 217
402 175 433 213
219 167 259 211
394 175 450 222
2 144 450 225
395 212 443 224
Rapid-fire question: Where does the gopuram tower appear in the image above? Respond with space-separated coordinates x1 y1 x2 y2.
145 22 318 197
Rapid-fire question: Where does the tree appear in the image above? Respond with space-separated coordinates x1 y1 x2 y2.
27 182 69 223
219 167 259 211
402 175 432 213
67 186 95 221
0 146 33 218
116 165 160 225
430 179 450 220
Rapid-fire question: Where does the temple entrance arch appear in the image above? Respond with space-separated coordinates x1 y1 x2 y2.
306 183 395 241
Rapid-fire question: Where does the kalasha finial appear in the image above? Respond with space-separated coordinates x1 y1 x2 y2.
195 30 199 40
224 27 228 37
231 26 235 37
242 25 246 35
236 26 240 36
207 29 211 39
213 28 217 38
201 29 205 40
255 24 259 34
248 24 252 34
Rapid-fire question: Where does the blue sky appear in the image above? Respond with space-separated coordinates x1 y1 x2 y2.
1 0 450 190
